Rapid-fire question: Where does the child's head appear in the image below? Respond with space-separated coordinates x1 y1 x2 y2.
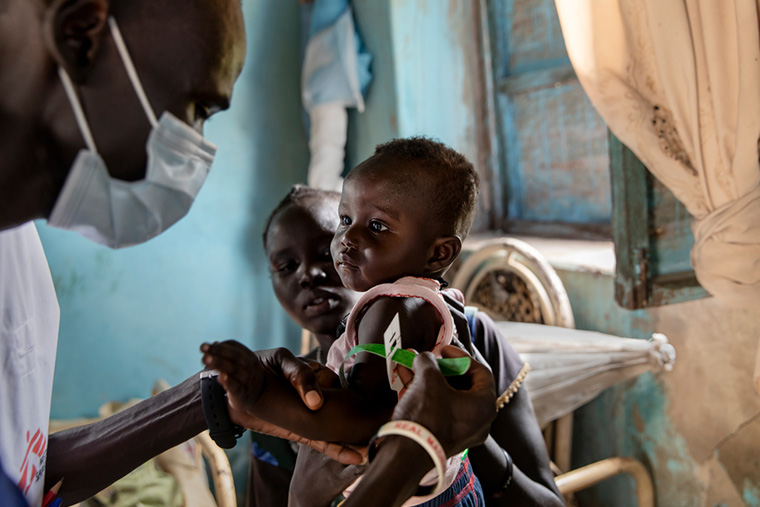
332 137 479 292
264 185 358 337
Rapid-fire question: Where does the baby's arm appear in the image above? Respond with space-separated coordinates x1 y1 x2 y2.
347 295 443 401
287 297 448 505
343 346 497 507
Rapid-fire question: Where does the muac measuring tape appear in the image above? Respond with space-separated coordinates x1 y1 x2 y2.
338 343 472 389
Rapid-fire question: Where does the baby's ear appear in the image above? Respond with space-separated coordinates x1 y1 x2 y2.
426 236 462 273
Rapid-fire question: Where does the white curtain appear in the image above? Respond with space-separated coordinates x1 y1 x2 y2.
555 0 760 394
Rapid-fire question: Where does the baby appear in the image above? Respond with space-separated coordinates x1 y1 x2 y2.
206 137 483 506
319 137 483 505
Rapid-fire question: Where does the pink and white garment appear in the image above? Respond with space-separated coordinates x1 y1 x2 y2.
325 276 466 506
326 276 463 376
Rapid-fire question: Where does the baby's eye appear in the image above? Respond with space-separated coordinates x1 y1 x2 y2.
340 216 352 226
369 220 388 233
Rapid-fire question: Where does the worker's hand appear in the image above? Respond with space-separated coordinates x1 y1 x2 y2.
255 346 341 409
393 345 497 457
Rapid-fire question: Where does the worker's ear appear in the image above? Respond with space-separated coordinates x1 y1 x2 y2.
426 236 462 273
42 0 110 82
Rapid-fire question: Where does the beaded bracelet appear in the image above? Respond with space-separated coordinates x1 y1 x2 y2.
369 420 448 498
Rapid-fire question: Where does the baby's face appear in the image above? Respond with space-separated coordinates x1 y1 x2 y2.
331 171 435 292
267 201 357 336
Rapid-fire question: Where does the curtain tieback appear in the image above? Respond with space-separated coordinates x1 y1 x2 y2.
691 182 760 307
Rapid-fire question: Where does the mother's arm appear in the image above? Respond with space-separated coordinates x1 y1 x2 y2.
469 312 564 505
470 386 564 505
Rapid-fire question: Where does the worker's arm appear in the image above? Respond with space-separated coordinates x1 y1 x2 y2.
202 340 394 444
46 373 206 505
47 347 352 505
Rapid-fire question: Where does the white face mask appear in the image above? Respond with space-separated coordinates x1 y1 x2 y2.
48 17 217 249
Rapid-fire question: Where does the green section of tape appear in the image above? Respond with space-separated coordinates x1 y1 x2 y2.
339 344 471 387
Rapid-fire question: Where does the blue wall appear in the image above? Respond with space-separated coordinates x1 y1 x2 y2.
40 0 308 420
348 0 492 230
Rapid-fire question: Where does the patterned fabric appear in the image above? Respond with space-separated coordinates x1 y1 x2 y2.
414 457 484 507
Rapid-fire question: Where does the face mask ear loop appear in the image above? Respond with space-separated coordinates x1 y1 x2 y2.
58 67 99 154
108 17 158 129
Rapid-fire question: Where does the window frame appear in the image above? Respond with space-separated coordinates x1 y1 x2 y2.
609 133 708 309
481 0 708 309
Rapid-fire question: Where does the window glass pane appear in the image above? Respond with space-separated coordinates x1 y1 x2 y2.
502 82 610 223
490 0 611 226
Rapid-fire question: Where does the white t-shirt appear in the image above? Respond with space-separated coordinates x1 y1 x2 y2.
0 222 60 507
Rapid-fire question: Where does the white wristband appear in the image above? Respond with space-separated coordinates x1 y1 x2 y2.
375 420 447 497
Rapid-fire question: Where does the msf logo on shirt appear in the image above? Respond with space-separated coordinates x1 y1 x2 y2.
18 428 47 495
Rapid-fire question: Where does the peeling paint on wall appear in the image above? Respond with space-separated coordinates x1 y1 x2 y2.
558 266 760 506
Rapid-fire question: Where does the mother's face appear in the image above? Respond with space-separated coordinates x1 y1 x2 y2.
266 201 358 337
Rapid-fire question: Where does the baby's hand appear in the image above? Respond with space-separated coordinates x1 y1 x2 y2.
200 342 337 413
201 340 266 413
255 347 340 409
